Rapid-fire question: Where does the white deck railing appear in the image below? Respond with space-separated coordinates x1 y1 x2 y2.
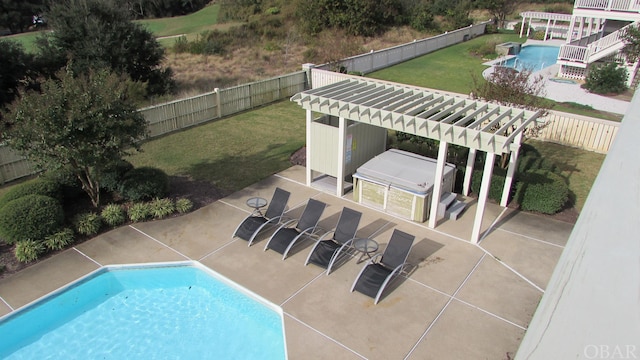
574 0 640 12
559 22 636 63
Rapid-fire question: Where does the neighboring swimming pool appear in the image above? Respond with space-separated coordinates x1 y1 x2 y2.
501 45 560 71
0 262 287 359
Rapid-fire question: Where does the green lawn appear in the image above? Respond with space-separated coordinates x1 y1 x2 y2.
525 139 605 211
126 100 306 194
137 4 220 37
368 34 524 94
368 33 623 121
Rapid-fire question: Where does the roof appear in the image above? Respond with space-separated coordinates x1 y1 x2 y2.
291 77 543 153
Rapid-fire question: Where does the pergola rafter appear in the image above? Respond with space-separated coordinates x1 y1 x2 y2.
291 76 544 243
291 78 542 154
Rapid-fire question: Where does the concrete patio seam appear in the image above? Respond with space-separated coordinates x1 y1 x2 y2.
478 206 511 243
404 253 487 359
0 296 13 311
284 313 368 360
72 247 102 267
128 225 191 260
479 250 545 292
198 238 242 262
280 271 325 307
494 227 566 248
452 297 527 330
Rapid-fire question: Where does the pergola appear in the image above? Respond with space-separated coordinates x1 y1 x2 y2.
291 76 543 243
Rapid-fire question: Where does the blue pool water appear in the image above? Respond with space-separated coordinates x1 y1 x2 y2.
0 263 287 359
502 45 559 71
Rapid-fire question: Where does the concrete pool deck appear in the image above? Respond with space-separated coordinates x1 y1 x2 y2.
0 166 574 359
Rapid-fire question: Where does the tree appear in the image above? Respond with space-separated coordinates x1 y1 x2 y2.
471 66 550 168
621 25 640 63
0 40 32 109
478 0 522 29
2 68 148 207
38 0 175 96
0 0 45 34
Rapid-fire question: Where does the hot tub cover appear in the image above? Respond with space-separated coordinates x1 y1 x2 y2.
354 149 455 194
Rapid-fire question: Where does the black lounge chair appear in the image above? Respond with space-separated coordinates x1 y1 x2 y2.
232 187 290 246
305 207 362 274
350 229 415 304
264 198 327 260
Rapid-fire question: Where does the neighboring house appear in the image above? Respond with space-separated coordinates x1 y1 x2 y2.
520 0 639 86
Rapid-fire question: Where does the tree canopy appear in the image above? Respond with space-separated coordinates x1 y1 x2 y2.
0 0 45 34
37 0 174 96
0 40 32 109
2 68 148 207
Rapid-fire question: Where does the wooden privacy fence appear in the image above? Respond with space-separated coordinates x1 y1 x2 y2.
315 22 489 75
0 71 307 184
143 71 306 138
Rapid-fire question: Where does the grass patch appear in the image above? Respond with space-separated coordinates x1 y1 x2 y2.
3 31 43 53
525 139 606 211
368 34 525 94
126 100 306 194
367 33 621 120
137 4 220 37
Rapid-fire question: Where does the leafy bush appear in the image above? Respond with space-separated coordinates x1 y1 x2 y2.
119 167 169 202
0 195 64 245
0 179 62 209
128 202 151 222
175 198 194 214
515 170 569 214
149 198 175 219
471 170 510 202
101 204 126 227
98 159 135 193
15 240 45 263
44 228 75 251
73 212 102 236
41 166 84 200
583 62 628 94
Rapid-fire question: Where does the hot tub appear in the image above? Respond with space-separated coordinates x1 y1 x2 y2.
353 149 456 222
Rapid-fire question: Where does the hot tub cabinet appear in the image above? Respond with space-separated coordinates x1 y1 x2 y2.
353 149 456 222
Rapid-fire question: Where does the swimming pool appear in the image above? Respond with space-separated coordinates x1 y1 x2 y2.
0 262 287 359
502 45 559 71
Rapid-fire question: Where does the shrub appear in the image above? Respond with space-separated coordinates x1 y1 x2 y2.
0 195 64 245
119 167 169 202
175 198 194 214
149 198 175 219
583 62 628 94
98 159 135 193
73 212 102 236
0 179 62 209
128 202 151 222
14 240 45 263
515 170 569 214
101 204 126 227
41 166 84 200
44 228 75 251
470 170 510 202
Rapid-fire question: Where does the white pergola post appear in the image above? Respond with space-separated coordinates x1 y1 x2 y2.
471 153 496 244
544 19 551 41
428 140 449 228
336 117 347 197
463 148 477 196
577 16 585 39
520 16 526 38
500 133 523 207
526 17 533 37
305 109 312 187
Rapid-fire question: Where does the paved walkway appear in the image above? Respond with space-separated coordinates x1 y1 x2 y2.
0 166 574 359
